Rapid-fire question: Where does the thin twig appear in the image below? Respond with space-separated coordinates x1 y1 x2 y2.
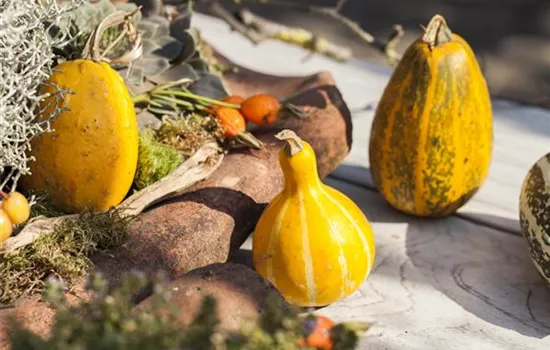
232 0 404 64
237 8 352 61
207 0 265 44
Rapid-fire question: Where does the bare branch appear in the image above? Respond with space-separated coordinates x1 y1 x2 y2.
207 0 265 44
237 8 352 61
232 0 404 64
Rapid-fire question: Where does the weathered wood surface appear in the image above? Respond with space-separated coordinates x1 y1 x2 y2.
192 13 550 350
192 13 550 234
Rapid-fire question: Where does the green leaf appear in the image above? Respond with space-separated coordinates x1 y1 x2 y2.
138 21 158 40
96 0 117 18
148 63 200 85
142 38 162 56
169 13 193 42
134 56 171 77
189 56 210 73
152 36 184 61
147 15 170 37
187 72 228 99
170 30 197 65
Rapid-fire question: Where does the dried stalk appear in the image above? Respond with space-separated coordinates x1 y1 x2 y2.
218 0 404 64
236 8 352 62
0 142 224 254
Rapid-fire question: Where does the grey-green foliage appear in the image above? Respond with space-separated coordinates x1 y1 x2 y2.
0 0 83 193
63 0 225 93
6 271 357 350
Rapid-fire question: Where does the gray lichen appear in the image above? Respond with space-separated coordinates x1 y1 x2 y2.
0 0 83 193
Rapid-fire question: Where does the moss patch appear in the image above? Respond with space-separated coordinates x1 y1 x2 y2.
133 113 224 191
154 113 224 158
134 130 184 191
0 208 134 305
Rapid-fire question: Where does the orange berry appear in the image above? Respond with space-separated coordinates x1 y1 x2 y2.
221 95 245 105
1 191 30 225
297 315 335 350
207 95 245 114
240 93 281 125
0 209 13 243
215 107 247 138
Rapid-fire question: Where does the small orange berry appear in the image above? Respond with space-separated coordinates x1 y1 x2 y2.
297 315 335 349
1 191 30 225
240 93 281 125
215 107 246 138
0 209 13 243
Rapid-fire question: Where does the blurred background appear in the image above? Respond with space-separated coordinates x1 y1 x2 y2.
209 0 550 108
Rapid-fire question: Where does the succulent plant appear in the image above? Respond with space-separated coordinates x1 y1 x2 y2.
56 0 228 97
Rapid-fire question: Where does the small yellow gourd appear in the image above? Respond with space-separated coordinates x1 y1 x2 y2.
252 130 376 307
20 11 139 213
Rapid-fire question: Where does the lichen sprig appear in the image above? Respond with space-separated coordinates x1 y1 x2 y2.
0 0 83 193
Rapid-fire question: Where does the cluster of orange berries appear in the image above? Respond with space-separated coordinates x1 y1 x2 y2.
209 93 306 149
0 191 30 243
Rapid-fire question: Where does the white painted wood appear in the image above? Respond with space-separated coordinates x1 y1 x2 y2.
238 177 550 349
191 13 550 234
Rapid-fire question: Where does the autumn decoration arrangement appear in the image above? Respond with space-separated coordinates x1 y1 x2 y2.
0 0 548 349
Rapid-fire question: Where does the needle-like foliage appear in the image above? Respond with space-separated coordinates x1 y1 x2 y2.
0 0 83 192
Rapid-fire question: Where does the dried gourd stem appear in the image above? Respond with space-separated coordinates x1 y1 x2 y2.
81 8 143 63
275 130 304 156
421 14 453 49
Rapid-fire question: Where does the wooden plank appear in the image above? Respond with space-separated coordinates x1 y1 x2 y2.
191 13 550 234
236 177 550 350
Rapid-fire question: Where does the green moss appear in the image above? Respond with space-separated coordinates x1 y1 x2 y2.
134 130 184 191
6 271 366 350
0 208 134 305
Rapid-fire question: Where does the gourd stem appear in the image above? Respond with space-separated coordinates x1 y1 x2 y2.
422 14 453 49
275 130 303 156
81 8 143 63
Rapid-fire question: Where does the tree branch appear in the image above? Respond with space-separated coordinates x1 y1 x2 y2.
231 0 404 64
236 8 352 61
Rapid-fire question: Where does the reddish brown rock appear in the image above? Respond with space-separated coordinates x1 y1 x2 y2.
0 280 90 350
136 262 290 332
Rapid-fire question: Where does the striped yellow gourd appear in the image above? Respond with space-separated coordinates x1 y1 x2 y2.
369 14 493 217
252 130 376 307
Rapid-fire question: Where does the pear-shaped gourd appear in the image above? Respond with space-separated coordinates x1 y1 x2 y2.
20 11 139 213
252 130 376 307
369 14 493 217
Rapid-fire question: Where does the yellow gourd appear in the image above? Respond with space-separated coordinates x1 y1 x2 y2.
369 14 492 217
252 130 376 307
20 12 139 213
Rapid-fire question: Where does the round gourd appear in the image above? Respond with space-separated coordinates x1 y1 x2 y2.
519 152 550 286
368 14 493 217
252 130 376 307
20 58 138 213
